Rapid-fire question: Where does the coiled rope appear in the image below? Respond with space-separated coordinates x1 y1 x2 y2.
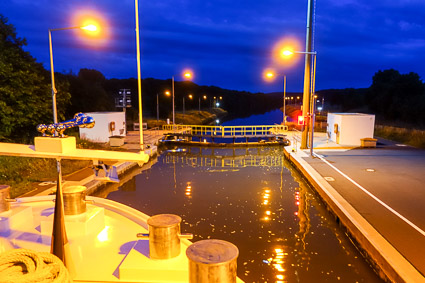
0 249 71 283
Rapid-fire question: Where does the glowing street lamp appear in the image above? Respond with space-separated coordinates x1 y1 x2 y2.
48 20 99 273
49 23 99 124
170 70 194 125
263 69 287 125
281 48 318 153
199 95 207 112
183 94 193 119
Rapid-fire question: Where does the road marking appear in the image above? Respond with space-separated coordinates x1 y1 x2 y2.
314 153 425 237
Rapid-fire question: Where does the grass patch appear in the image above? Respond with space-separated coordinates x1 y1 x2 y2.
0 157 91 198
375 125 425 149
0 137 113 198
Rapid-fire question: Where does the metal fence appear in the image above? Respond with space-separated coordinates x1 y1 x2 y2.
162 124 288 138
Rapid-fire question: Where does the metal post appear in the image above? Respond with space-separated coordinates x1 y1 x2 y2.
135 0 144 150
156 93 159 121
198 97 201 112
183 97 185 117
301 0 314 149
49 30 58 124
172 76 175 125
310 55 317 157
283 75 286 126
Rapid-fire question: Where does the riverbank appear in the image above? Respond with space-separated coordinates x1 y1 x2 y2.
145 108 227 128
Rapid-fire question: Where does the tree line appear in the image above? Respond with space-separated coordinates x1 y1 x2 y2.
1 14 424 144
317 69 425 127
0 15 282 143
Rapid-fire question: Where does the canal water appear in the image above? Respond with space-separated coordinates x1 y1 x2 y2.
102 110 382 282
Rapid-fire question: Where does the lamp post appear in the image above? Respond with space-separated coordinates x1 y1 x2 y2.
156 93 159 121
48 23 97 273
169 70 193 125
49 25 97 124
264 70 287 125
281 47 317 152
135 0 144 150
198 95 207 112
172 76 175 124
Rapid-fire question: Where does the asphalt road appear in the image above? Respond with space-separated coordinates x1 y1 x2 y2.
303 140 425 276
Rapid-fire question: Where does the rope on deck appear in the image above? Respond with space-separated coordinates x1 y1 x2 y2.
0 249 71 283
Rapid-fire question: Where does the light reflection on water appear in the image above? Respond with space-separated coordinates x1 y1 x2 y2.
105 146 382 282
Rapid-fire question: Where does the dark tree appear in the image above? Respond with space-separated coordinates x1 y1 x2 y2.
0 15 70 142
65 68 115 116
366 69 425 123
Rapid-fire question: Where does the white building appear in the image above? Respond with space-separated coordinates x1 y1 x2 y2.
79 112 126 143
327 113 375 146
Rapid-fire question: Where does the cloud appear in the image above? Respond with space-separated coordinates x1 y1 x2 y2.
1 0 425 92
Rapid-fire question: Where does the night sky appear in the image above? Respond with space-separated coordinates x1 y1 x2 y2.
1 0 424 93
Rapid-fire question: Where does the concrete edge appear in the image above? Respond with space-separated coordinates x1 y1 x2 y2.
283 147 425 283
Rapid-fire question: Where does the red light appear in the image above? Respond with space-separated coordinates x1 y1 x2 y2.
297 116 304 125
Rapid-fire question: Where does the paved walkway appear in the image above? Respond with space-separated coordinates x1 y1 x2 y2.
284 132 425 282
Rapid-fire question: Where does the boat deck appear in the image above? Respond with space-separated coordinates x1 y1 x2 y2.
0 196 198 282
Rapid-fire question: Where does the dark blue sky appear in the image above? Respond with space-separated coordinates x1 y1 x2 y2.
1 0 425 93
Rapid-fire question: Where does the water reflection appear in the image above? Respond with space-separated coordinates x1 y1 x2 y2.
104 146 382 282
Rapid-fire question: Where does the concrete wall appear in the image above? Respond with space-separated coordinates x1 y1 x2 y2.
327 113 375 146
80 112 126 143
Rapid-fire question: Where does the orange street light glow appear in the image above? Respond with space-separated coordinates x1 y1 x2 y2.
272 37 302 66
183 69 193 80
263 68 277 81
72 11 109 47
81 24 97 32
188 94 193 99
165 91 171 96
281 50 294 56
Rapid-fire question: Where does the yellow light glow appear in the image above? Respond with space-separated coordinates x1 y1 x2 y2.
188 94 193 99
276 274 284 280
183 69 193 80
275 248 283 253
263 68 276 82
165 91 171 96
281 50 294 56
272 37 302 66
81 24 97 31
264 216 269 221
72 10 109 47
266 210 271 215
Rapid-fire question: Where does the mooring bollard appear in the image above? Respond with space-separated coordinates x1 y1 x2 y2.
186 239 239 283
63 186 87 215
0 185 11 213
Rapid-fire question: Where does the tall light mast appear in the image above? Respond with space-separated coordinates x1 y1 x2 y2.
301 0 315 149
